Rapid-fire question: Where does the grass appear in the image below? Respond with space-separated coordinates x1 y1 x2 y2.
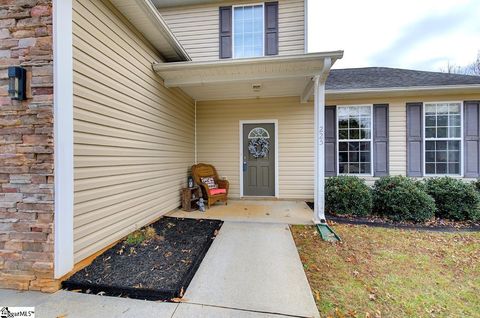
291 224 480 318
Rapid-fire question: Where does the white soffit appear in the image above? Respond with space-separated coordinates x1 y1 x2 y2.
153 52 344 101
110 0 190 62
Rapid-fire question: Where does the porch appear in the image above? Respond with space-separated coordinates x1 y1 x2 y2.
154 52 344 224
168 199 314 224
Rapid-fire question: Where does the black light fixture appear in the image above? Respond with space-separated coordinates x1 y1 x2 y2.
8 66 27 101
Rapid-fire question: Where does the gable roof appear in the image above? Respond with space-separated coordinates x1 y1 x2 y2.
326 67 480 91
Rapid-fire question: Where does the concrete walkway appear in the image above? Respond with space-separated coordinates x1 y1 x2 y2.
182 222 319 317
1 221 319 318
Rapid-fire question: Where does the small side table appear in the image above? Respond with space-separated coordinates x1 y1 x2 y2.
181 187 201 212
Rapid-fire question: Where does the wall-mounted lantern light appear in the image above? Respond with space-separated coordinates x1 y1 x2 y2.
8 66 27 101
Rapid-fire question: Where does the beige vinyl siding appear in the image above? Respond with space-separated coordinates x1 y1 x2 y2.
73 0 195 263
160 0 305 61
196 97 314 199
327 93 480 179
388 102 406 176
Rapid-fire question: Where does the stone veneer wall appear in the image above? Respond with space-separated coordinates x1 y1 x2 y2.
0 0 58 291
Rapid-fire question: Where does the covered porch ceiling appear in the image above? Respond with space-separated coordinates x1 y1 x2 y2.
153 52 344 101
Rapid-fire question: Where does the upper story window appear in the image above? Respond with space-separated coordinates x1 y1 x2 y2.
219 2 278 59
233 5 264 58
337 105 373 175
424 102 463 175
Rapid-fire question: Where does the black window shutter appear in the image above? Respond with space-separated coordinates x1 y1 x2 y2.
325 106 336 176
464 101 480 177
373 104 389 176
406 102 423 176
219 6 232 59
264 2 279 56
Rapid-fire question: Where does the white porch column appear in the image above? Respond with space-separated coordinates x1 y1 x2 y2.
313 75 326 223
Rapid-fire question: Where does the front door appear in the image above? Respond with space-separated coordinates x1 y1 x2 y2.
243 123 275 196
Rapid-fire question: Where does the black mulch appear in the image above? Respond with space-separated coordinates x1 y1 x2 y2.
63 217 223 301
306 202 480 232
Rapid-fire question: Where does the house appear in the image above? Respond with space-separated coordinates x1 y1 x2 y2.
0 0 479 293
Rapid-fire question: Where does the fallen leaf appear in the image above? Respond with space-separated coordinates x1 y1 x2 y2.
97 291 106 296
335 308 345 318
369 293 376 301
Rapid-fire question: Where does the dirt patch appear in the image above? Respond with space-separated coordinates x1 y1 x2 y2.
63 217 223 301
306 201 480 232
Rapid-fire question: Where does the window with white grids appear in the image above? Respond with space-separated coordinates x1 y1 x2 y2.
424 102 462 175
233 4 264 58
337 105 373 175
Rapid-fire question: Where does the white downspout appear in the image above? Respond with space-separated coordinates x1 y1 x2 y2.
313 58 332 224
194 100 197 164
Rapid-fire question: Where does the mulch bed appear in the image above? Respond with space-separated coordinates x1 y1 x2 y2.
63 217 223 301
306 202 480 232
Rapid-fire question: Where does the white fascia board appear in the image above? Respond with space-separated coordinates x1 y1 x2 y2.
326 84 480 98
153 51 344 72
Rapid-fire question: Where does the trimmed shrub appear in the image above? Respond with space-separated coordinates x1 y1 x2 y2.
425 177 480 221
325 176 372 216
372 176 435 222
472 179 480 193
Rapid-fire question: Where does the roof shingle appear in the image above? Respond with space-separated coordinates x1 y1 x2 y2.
326 67 480 90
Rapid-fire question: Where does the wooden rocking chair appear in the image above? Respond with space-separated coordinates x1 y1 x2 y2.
191 163 229 208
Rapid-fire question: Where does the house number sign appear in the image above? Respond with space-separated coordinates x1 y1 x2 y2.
318 126 324 146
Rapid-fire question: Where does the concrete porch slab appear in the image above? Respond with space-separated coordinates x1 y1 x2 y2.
168 199 313 225
182 222 319 318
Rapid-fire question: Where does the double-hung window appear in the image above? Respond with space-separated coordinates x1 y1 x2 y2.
424 102 462 175
233 4 264 58
337 105 373 175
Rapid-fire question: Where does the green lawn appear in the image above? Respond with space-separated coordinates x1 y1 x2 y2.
291 224 480 318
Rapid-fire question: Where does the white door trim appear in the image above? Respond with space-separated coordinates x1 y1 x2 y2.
53 0 74 278
239 120 279 198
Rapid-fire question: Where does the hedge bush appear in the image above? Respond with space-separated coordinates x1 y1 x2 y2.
425 177 480 221
472 179 480 193
325 176 372 216
372 176 435 222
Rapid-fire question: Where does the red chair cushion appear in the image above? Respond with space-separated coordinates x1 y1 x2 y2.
209 188 227 195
